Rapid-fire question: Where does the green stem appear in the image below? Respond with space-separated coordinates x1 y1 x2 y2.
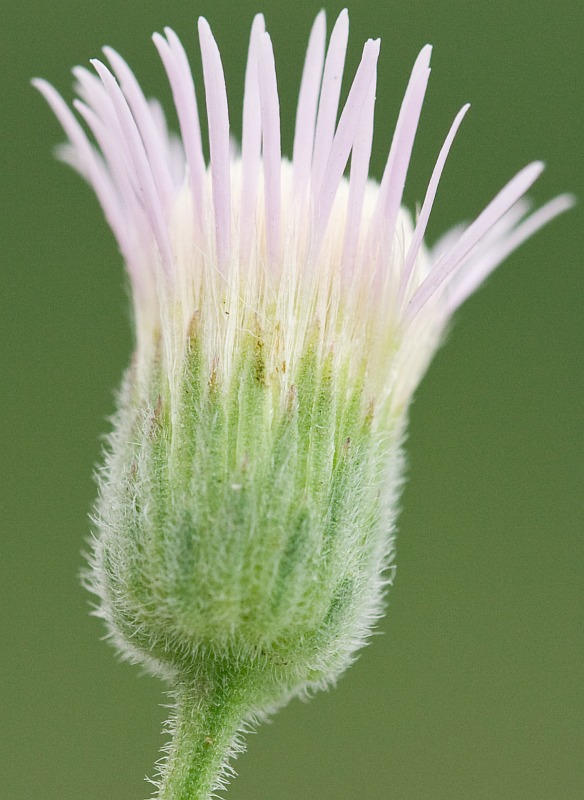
158 669 253 800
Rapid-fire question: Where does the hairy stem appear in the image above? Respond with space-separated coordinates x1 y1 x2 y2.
158 670 252 800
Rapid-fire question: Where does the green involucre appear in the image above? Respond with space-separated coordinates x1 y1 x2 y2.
90 319 403 710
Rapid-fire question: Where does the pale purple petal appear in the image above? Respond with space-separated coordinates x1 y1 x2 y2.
292 11 326 198
406 161 545 320
33 78 100 185
398 103 470 304
198 17 231 273
367 45 432 261
239 14 265 261
73 67 146 211
32 78 133 266
153 28 206 236
147 99 186 189
91 59 174 271
312 38 380 256
311 9 350 196
430 198 532 265
258 32 282 268
73 66 144 203
445 194 575 313
103 46 175 212
341 61 376 279
73 98 145 237
73 66 125 144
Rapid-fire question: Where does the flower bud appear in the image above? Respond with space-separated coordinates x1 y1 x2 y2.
36 8 571 798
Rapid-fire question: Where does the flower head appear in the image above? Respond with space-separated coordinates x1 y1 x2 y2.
35 11 571 420
35 10 572 799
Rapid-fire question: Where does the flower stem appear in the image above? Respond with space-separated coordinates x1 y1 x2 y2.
158 668 252 800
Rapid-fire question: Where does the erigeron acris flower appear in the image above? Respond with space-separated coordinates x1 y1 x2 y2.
35 10 572 800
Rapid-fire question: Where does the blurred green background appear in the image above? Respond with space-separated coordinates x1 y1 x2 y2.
1 0 582 798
